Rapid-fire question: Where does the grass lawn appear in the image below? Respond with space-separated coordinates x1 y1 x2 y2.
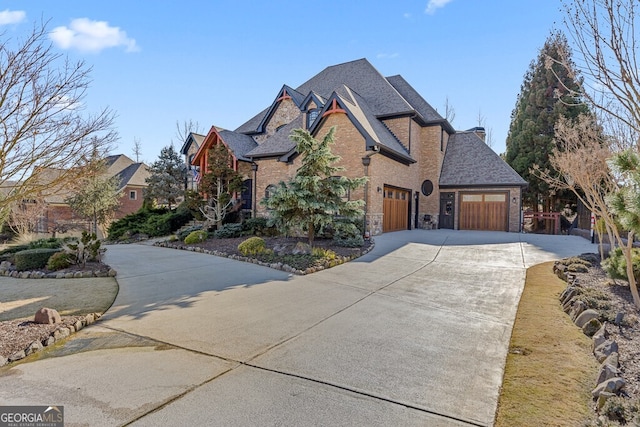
495 261 598 426
0 277 118 321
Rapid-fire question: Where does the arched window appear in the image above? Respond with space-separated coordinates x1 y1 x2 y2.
265 184 277 200
307 109 319 128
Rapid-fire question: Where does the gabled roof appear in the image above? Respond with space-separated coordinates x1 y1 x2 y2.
193 126 258 165
115 163 149 189
255 85 305 133
314 87 414 164
234 58 417 135
440 132 527 187
218 129 258 161
180 132 206 156
246 116 302 158
385 75 453 132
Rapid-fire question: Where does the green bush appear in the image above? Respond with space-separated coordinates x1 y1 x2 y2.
214 223 243 238
238 237 266 256
177 225 203 241
28 237 63 249
46 251 73 271
184 230 208 244
603 248 640 283
108 206 194 239
14 248 59 271
242 217 278 236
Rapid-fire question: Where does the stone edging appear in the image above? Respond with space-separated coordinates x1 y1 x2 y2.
0 261 117 279
554 260 625 410
154 238 376 275
0 312 103 367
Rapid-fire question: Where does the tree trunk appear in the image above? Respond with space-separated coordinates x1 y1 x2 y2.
623 230 640 308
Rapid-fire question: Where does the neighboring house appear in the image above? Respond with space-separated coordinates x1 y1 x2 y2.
11 154 150 234
180 132 206 191
191 58 527 235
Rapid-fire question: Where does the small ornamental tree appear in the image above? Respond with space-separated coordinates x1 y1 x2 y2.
144 144 187 210
262 127 367 244
199 143 243 230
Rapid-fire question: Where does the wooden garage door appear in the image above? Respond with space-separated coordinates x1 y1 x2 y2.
383 186 409 232
459 193 508 231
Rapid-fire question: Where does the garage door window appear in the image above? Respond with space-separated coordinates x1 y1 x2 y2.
462 194 483 202
484 194 506 202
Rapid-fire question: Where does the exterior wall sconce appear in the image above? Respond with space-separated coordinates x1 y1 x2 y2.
512 197 517 203
251 163 258 172
361 156 371 167
377 186 382 193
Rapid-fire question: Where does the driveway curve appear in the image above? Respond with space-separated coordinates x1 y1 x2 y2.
0 230 597 426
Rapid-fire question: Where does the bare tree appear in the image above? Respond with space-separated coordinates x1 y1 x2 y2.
0 22 117 224
475 109 494 147
443 97 455 125
174 119 202 145
132 137 143 162
561 0 640 137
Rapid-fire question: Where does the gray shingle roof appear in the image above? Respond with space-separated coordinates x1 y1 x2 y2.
180 132 205 155
386 75 445 123
440 132 527 187
334 87 413 163
246 116 302 158
218 130 258 161
296 58 413 117
115 163 150 189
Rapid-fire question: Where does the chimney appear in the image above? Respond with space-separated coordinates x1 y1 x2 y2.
467 126 486 142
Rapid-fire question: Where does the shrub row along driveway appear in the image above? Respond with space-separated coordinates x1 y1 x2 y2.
0 230 598 426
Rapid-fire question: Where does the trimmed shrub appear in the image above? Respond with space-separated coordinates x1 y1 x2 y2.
184 230 208 244
177 225 203 241
238 237 266 256
603 247 640 283
28 237 63 249
14 248 59 271
214 223 243 239
46 251 73 271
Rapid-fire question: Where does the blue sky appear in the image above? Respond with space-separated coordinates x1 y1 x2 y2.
2 1 564 163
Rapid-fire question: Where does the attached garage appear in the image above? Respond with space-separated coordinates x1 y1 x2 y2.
459 192 508 231
383 186 410 232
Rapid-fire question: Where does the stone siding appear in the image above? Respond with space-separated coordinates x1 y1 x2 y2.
254 98 300 144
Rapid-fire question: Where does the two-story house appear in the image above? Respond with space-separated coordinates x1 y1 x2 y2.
184 58 527 235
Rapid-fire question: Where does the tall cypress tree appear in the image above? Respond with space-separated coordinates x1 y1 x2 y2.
505 31 590 211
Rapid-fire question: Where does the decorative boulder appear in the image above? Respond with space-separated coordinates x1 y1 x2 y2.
594 340 619 363
592 377 625 398
596 360 620 385
575 309 599 328
34 308 61 325
592 322 610 352
582 318 602 337
292 242 312 255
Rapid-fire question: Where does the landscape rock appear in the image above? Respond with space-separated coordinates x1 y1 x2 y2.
43 336 56 346
0 355 7 367
575 309 599 328
596 361 620 385
594 340 619 363
582 318 602 337
292 242 311 255
569 300 587 320
8 350 26 362
25 340 43 356
592 377 625 398
592 322 610 352
85 313 95 325
34 308 61 325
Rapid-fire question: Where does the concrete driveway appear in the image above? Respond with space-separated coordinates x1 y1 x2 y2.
0 230 598 426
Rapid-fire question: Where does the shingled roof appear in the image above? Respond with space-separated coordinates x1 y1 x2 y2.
246 116 301 158
234 58 423 135
218 129 257 161
439 132 527 187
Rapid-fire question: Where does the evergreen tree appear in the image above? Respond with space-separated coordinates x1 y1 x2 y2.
262 127 367 244
505 31 590 211
199 143 243 229
144 145 187 210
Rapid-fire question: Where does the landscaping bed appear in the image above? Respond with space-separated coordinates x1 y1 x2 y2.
158 235 374 274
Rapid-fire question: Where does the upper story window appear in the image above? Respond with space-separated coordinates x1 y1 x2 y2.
307 109 319 129
129 190 137 200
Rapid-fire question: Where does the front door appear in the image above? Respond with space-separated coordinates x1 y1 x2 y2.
439 192 455 229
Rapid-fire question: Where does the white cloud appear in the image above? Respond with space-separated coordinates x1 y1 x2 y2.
425 0 453 15
49 18 139 53
377 53 400 59
404 13 412 19
0 9 26 25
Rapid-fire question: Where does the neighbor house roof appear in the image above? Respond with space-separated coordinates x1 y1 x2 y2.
180 132 206 156
439 132 528 187
115 162 149 189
